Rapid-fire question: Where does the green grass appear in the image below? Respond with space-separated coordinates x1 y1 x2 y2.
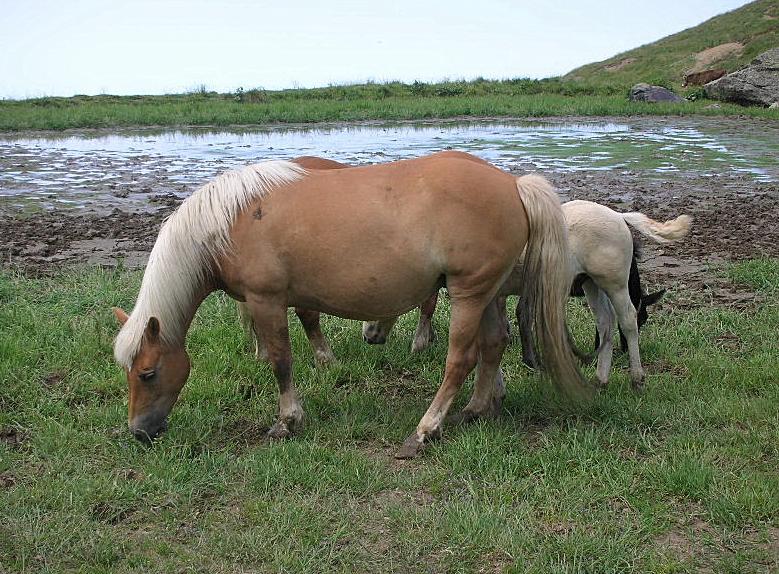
2 80 777 132
1 263 778 573
565 0 779 91
728 258 779 294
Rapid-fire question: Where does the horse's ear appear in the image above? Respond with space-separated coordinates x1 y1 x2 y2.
144 317 161 344
113 307 129 326
643 289 666 307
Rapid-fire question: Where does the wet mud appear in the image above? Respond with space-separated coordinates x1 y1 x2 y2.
0 129 779 312
1 153 777 308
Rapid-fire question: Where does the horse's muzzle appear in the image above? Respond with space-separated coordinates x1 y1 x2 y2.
129 419 168 444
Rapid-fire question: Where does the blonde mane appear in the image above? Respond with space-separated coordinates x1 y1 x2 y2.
114 160 306 368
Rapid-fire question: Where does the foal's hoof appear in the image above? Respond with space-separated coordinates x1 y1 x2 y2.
395 434 424 459
631 378 646 393
266 420 292 440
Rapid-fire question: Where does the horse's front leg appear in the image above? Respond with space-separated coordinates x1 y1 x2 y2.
294 307 335 365
245 296 303 439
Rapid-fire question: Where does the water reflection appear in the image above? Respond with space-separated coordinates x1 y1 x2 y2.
1 118 777 212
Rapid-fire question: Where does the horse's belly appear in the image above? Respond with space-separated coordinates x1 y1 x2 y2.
285 255 441 320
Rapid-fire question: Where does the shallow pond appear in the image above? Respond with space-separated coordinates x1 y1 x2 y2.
1 117 777 212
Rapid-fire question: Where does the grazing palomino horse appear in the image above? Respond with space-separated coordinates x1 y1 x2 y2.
368 199 690 389
240 153 476 363
113 152 589 458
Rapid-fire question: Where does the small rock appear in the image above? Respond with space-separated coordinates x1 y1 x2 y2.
769 102 779 109
629 83 685 103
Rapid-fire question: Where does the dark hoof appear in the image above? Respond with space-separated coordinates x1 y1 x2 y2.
395 434 423 459
266 420 292 440
631 380 646 393
446 410 478 426
522 357 540 370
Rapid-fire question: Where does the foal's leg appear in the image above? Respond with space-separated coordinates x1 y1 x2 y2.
245 297 304 439
582 280 615 387
411 292 439 353
451 297 509 423
294 307 335 365
516 296 540 369
605 287 645 390
396 299 485 459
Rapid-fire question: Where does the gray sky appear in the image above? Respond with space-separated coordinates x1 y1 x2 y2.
1 0 751 99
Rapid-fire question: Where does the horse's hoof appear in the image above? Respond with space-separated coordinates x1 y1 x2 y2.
446 410 478 426
410 338 431 354
395 434 424 459
631 379 646 393
314 351 336 366
266 420 292 440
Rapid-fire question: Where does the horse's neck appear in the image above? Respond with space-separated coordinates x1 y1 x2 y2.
132 270 212 347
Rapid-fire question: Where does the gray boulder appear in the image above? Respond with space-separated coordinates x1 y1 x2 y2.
629 83 685 103
704 48 779 107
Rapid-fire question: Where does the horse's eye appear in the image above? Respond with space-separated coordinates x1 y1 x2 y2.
139 370 156 382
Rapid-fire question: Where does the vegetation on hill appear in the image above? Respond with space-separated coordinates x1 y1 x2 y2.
564 0 779 89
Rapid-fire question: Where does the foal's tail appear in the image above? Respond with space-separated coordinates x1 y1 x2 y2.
621 212 691 243
516 175 591 399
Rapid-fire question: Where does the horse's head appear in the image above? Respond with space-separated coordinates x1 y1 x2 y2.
113 308 190 444
637 289 665 330
361 317 399 345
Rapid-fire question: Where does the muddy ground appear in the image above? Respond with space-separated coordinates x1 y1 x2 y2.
1 167 777 308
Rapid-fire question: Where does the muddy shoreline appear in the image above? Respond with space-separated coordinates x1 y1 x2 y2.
2 165 776 309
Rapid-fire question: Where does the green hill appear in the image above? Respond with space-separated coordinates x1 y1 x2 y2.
564 0 779 88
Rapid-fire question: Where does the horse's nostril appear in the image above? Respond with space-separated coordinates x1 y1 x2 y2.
131 428 153 445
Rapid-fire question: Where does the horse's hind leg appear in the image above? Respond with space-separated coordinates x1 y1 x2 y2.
450 297 509 424
396 298 484 459
606 287 644 390
411 292 439 353
582 280 615 387
295 307 335 365
245 297 303 439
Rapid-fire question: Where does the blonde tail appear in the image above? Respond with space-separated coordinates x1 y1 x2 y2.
621 213 691 243
516 175 591 399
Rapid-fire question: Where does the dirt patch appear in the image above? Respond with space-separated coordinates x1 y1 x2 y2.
0 427 28 449
0 472 17 488
689 42 743 73
90 500 136 524
653 518 779 571
41 371 66 388
604 58 636 72
217 418 271 449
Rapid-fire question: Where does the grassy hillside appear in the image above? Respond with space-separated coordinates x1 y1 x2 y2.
564 0 779 89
